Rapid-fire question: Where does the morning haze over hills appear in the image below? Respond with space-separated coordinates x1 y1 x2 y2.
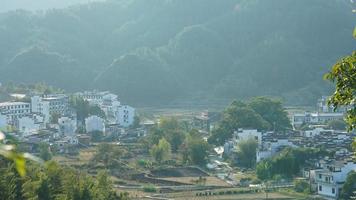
0 0 354 106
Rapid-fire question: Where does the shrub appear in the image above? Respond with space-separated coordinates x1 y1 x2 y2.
143 185 157 193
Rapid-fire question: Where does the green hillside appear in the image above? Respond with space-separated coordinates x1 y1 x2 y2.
0 0 354 105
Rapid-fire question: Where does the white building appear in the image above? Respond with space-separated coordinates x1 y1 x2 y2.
0 102 31 123
223 129 262 155
117 105 135 127
233 129 262 145
256 139 296 162
292 112 344 127
31 94 69 119
304 127 325 138
77 90 135 127
315 160 356 198
0 113 7 130
85 115 105 133
58 117 77 136
76 90 113 106
317 96 347 113
31 96 50 123
16 114 45 137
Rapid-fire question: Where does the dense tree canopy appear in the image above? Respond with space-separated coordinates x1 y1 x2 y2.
256 148 329 180
0 159 129 200
208 98 291 145
340 171 356 200
181 131 210 166
150 138 171 164
236 137 258 168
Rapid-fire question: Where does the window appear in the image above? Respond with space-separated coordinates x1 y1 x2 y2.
319 174 322 179
332 188 335 194
319 185 322 191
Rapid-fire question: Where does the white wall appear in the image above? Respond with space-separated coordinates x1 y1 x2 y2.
17 116 40 137
58 117 77 136
317 183 337 198
234 129 262 145
117 105 135 127
85 115 105 133
0 113 7 129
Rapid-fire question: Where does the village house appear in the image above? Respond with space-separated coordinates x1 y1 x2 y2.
31 94 69 118
77 90 135 127
85 115 105 133
314 159 356 199
256 138 296 162
223 129 262 156
15 114 45 137
58 116 77 137
292 112 344 127
0 101 31 124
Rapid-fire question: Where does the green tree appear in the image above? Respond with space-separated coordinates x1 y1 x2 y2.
324 50 356 131
144 117 186 152
131 115 140 129
294 179 310 193
39 143 52 161
37 178 51 200
150 138 171 163
166 130 186 152
182 133 210 166
236 137 258 168
256 161 272 180
91 143 126 168
340 171 356 200
70 96 105 123
208 102 269 145
90 131 104 142
327 119 347 130
249 97 291 131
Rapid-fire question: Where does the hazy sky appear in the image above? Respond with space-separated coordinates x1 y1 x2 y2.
1 0 106 13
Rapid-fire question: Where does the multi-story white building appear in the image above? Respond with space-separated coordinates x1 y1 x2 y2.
315 160 356 199
0 102 31 123
31 94 69 119
292 112 344 127
85 115 105 133
58 117 77 136
16 114 45 137
117 105 135 127
31 96 50 123
77 90 135 127
0 113 7 130
76 90 114 106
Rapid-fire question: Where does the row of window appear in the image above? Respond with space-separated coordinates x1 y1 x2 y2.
318 185 335 194
0 105 30 109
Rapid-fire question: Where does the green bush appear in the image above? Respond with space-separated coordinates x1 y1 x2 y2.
143 185 157 193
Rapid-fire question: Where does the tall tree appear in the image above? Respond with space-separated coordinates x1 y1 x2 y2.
150 138 171 164
236 137 258 168
248 97 291 131
340 171 356 200
182 132 210 166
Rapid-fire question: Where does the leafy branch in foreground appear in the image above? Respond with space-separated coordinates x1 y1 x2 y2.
324 52 356 131
0 131 42 176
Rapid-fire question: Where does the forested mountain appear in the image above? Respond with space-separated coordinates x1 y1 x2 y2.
0 0 354 106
